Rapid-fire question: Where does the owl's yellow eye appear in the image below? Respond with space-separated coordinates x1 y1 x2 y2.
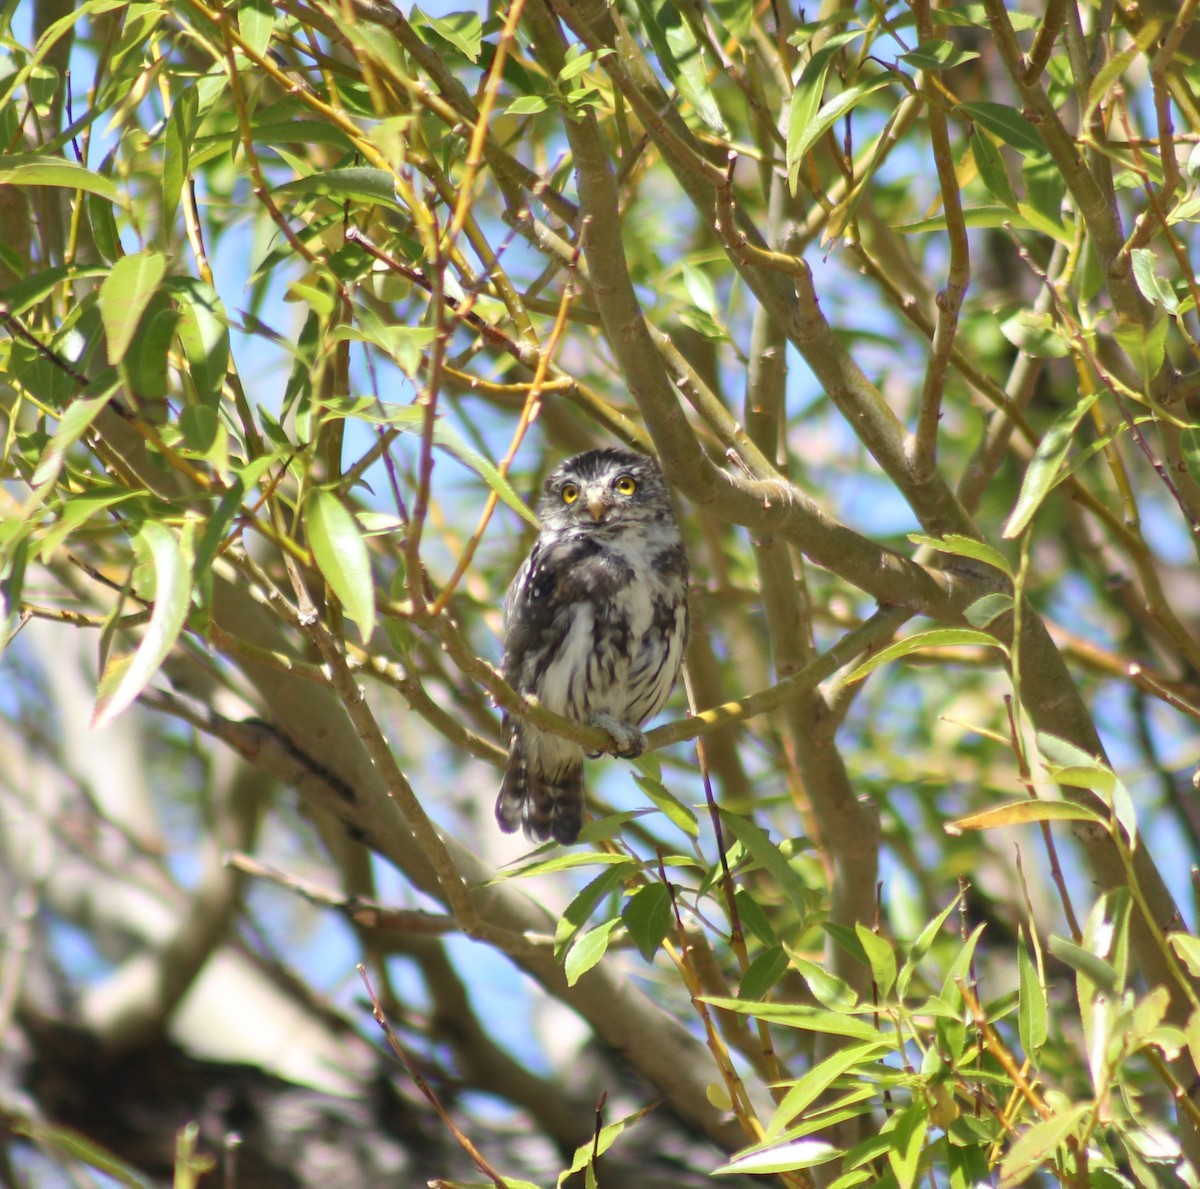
614 475 637 496
561 483 580 504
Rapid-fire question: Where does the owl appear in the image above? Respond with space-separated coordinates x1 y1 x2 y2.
496 448 689 845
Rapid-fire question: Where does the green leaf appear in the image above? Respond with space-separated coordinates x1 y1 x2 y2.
766 1042 887 1138
506 95 548 116
718 812 815 921
99 250 167 365
274 168 402 210
556 1102 659 1187
121 289 179 399
30 384 119 492
1003 393 1098 538
963 592 1013 629
736 946 787 1000
92 521 193 729
630 0 726 134
1048 935 1120 995
908 532 1013 576
713 1139 842 1176
844 628 1004 684
0 153 121 200
958 101 1045 155
899 40 979 71
1018 927 1047 1056
237 0 275 57
789 954 859 1011
416 9 482 61
303 489 376 643
1170 933 1200 980
855 924 897 999
431 422 541 528
734 888 778 948
622 883 672 962
999 309 1070 358
999 1104 1090 1184
971 129 1017 210
564 918 620 986
885 1101 928 1189
1114 313 1167 382
703 998 887 1042
947 797 1104 834
1081 20 1162 131
1022 154 1065 229
632 772 699 837
167 277 230 406
554 864 631 955
785 32 869 194
1131 247 1179 314
163 84 197 230
788 78 892 195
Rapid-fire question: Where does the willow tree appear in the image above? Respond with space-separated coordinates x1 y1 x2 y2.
3 0 1200 1184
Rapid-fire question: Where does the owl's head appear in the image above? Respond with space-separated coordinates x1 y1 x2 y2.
538 447 671 531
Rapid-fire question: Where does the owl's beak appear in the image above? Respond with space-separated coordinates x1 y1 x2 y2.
586 492 608 521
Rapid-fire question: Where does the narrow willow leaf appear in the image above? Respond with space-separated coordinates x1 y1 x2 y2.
1003 393 1097 538
701 998 886 1042
120 289 179 399
958 101 1044 155
99 249 167 365
0 154 121 200
554 864 631 955
431 422 541 528
963 592 1013 629
739 946 788 1000
767 1042 887 1138
971 129 1017 210
947 798 1103 834
1114 313 1167 381
1048 935 1120 995
886 1101 928 1189
845 628 1003 684
621 883 672 962
237 0 275 57
1081 20 1161 131
30 385 118 491
163 84 197 230
1170 933 1200 979
556 1102 659 1187
92 521 193 729
1018 927 1048 1056
785 31 866 194
719 812 814 920
899 40 979 71
713 1139 841 1175
998 1105 1090 1185
855 924 897 999
274 167 402 210
908 531 1013 576
788 954 859 1011
788 78 891 193
632 772 699 837
303 489 376 643
735 888 778 948
564 919 620 986
167 276 230 405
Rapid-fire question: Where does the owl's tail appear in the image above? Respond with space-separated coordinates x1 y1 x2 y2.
496 747 584 845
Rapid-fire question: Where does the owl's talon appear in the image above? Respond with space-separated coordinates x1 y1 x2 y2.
591 714 646 759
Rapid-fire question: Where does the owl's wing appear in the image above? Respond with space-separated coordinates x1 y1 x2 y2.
502 533 612 686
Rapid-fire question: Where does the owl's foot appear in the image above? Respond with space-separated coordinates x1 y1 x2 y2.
591 715 646 759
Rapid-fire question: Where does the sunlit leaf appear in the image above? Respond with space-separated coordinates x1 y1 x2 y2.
0 153 121 200
99 249 167 365
1003 393 1097 538
92 521 193 729
845 628 1003 684
564 918 620 986
303 489 376 643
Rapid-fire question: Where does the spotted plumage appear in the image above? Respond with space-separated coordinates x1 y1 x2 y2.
496 448 689 844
